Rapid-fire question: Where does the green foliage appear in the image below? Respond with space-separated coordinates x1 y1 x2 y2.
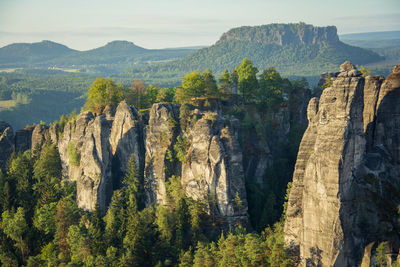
202 69 220 97
219 70 232 93
56 109 77 137
33 202 57 236
322 73 333 88
360 65 371 77
258 67 284 109
179 103 191 131
187 221 292 267
236 58 259 102
157 87 176 102
67 142 80 167
33 142 62 205
174 135 190 163
375 241 388 267
84 77 124 112
1 207 29 260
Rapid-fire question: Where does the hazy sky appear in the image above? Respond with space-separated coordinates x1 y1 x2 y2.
0 0 399 50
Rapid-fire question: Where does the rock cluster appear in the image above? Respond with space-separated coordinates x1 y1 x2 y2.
0 100 250 225
284 62 400 266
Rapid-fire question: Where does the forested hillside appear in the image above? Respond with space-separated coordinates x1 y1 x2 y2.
125 23 383 84
0 41 197 74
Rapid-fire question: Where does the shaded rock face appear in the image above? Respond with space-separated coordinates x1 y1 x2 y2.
0 122 14 171
58 101 143 213
110 101 143 188
144 103 249 226
284 64 400 266
15 127 34 152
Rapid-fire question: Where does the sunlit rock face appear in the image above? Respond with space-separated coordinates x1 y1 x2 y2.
284 63 400 266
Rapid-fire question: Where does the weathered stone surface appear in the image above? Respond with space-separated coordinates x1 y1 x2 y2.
31 124 49 149
110 100 142 186
143 103 249 226
2 100 250 225
285 63 400 266
0 122 14 171
58 101 145 213
144 103 180 205
182 112 248 225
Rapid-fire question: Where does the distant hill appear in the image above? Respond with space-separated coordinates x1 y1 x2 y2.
340 30 400 48
0 40 198 73
0 40 77 67
126 23 384 83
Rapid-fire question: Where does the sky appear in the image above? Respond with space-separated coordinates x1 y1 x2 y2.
0 0 399 50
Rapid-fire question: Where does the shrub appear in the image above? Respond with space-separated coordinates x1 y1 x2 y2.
174 135 190 163
67 142 81 167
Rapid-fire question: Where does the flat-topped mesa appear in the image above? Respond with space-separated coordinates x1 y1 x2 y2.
284 62 400 266
217 23 339 46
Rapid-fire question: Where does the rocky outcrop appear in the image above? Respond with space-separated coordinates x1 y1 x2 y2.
144 103 249 226
0 122 14 171
144 103 180 205
1 100 250 224
58 101 143 213
284 62 400 266
182 112 248 225
110 101 143 187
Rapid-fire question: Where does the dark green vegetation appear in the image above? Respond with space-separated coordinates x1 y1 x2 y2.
126 23 383 84
0 59 310 266
0 40 197 74
0 146 293 266
0 71 93 129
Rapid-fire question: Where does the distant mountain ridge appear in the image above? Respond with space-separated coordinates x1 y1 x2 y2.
0 23 389 80
340 30 400 49
0 40 198 72
127 23 384 83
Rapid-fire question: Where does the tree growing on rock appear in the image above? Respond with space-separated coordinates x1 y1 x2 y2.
85 77 124 112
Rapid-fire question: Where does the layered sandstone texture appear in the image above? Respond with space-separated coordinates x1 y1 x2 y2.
285 62 400 266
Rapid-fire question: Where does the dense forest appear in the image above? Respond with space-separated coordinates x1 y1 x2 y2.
0 58 313 266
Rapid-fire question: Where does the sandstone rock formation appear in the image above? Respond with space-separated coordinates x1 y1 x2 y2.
144 103 248 226
0 99 250 225
58 101 143 213
0 122 14 171
181 112 248 225
144 103 180 205
285 62 400 266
